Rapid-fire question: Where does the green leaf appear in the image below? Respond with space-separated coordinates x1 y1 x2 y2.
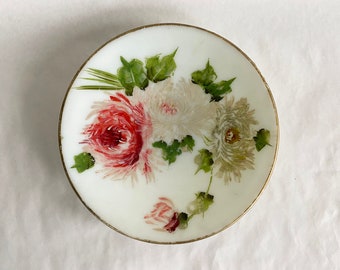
75 85 124 90
178 212 189 229
188 192 214 216
152 140 182 164
76 68 124 91
82 77 121 85
191 60 217 86
153 135 196 164
180 135 195 152
191 60 236 102
205 78 236 102
117 56 148 95
194 149 214 174
71 152 95 173
253 129 271 151
146 48 178 82
87 68 121 85
152 140 167 149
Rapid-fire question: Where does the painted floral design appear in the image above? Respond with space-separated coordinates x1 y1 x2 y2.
144 197 182 232
82 93 155 181
132 78 216 143
70 48 272 234
208 96 258 182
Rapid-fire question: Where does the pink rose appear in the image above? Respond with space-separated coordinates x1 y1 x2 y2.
83 93 153 181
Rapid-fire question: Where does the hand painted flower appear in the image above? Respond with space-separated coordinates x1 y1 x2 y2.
82 93 155 181
208 96 258 182
133 78 216 143
144 197 180 232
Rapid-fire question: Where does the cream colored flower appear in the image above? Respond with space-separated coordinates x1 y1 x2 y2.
208 96 258 183
133 78 216 143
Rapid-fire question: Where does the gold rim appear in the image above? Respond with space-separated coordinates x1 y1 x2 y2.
58 23 280 245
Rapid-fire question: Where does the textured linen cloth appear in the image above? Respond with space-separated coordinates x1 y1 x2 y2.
1 0 339 269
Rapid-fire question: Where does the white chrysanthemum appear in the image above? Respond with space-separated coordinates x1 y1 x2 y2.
132 78 216 143
208 96 258 183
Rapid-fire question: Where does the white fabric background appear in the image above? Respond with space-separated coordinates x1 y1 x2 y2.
1 0 339 269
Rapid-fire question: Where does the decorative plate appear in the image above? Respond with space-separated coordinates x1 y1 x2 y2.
59 23 279 244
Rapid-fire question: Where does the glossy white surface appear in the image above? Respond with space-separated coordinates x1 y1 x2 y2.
1 0 339 268
60 25 278 243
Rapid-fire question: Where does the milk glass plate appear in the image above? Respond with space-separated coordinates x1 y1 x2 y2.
59 23 279 244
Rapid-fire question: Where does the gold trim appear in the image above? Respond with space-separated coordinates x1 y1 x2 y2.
58 23 280 245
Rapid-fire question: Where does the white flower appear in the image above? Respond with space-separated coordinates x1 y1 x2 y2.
208 96 258 183
133 78 216 143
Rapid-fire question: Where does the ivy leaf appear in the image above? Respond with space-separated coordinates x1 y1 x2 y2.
187 192 214 216
178 212 189 229
194 149 214 174
205 78 236 102
146 48 178 82
71 152 95 173
180 135 195 152
152 140 167 149
153 135 196 164
152 140 182 164
163 140 182 164
117 56 148 95
191 60 217 86
253 129 271 151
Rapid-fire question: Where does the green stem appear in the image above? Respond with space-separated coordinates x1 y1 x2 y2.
186 170 214 224
187 214 195 221
205 170 213 195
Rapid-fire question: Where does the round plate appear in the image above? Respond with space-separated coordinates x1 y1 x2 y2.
59 23 279 244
